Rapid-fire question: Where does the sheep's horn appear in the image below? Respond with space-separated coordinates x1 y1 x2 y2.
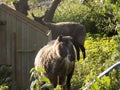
31 13 45 20
31 13 35 18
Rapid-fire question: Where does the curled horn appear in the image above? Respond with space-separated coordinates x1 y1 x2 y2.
31 13 45 20
31 13 35 18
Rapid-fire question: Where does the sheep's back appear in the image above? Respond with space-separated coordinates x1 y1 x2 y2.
47 22 86 45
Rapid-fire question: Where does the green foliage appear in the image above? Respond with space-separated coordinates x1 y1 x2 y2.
54 0 120 36
0 65 13 90
30 67 51 90
54 85 62 90
5 0 17 3
54 0 90 22
0 85 8 90
89 68 120 90
91 76 111 90
30 67 62 90
88 0 119 35
71 34 120 90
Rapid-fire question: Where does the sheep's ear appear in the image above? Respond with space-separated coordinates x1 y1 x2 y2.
57 35 63 42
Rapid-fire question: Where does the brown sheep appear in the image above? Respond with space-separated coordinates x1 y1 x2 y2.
32 13 86 60
34 35 81 90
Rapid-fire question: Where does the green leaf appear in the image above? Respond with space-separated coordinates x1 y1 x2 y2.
36 67 46 73
40 76 51 84
5 0 17 3
91 83 99 90
30 67 35 73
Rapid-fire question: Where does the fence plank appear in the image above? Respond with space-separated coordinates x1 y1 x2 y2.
0 11 7 64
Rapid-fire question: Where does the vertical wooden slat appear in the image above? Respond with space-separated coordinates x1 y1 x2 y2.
0 29 6 64
10 15 17 82
16 19 23 89
22 23 28 89
0 11 7 64
12 32 17 81
6 13 12 65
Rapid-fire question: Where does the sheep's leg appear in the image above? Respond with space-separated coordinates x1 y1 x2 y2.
72 37 86 60
72 39 80 60
74 43 80 60
78 43 86 59
66 67 75 89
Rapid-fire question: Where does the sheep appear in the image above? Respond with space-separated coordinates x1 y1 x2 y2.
32 13 86 60
34 35 81 90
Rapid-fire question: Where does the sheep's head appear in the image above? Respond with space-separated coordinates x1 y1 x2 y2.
32 13 45 25
53 35 74 59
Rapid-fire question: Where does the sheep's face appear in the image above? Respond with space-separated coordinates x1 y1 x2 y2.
32 13 45 24
53 35 73 58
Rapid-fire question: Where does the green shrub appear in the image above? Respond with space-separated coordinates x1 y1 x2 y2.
54 0 120 36
0 65 13 90
54 0 89 22
71 34 120 90
0 85 8 90
30 67 62 90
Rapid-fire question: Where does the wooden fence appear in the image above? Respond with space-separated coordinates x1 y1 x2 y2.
0 4 51 90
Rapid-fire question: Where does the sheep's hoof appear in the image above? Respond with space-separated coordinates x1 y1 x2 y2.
61 84 71 90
